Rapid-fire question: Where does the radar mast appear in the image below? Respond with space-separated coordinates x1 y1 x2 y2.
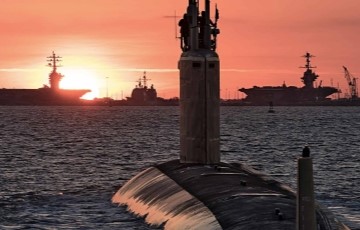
300 52 316 70
46 51 64 90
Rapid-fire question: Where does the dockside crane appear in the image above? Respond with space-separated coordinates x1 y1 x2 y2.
343 66 358 99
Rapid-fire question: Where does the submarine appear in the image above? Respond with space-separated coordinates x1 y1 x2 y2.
112 1 349 229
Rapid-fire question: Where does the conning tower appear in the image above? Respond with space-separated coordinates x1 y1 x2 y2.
178 0 220 164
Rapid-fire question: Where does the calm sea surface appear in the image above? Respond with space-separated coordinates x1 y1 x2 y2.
0 106 359 229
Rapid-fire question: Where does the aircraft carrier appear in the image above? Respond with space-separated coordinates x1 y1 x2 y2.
239 53 339 106
0 52 90 106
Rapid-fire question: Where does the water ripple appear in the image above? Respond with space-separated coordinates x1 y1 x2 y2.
0 106 359 229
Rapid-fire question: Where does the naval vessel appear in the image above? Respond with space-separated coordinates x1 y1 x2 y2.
0 52 91 106
239 53 339 106
112 1 349 229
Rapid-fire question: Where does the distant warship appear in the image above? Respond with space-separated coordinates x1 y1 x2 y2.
240 53 339 105
125 72 158 105
85 71 179 106
0 52 91 105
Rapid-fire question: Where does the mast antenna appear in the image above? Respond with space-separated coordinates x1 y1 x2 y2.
46 51 62 72
142 71 151 88
174 11 178 39
164 11 180 39
300 52 316 70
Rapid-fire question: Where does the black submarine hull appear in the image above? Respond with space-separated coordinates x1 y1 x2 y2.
112 160 349 230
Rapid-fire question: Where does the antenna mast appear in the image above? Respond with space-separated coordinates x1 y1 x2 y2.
142 71 150 88
300 52 316 70
47 51 62 72
46 51 63 90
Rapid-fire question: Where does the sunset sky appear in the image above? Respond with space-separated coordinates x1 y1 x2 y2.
1 0 360 99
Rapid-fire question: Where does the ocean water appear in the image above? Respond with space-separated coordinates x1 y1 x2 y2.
0 106 359 229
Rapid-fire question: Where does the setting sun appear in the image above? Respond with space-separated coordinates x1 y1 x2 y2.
60 68 100 100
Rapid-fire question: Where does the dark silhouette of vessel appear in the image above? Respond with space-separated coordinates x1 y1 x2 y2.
83 71 179 106
106 71 178 106
125 72 158 105
240 53 339 105
0 52 91 105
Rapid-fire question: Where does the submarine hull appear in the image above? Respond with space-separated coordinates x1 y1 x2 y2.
112 160 349 230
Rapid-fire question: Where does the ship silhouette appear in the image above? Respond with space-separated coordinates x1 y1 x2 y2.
125 72 158 105
240 53 339 106
0 52 91 106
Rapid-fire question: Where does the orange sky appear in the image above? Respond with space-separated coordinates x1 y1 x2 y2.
1 0 360 99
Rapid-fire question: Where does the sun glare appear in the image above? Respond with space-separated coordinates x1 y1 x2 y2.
60 68 100 100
